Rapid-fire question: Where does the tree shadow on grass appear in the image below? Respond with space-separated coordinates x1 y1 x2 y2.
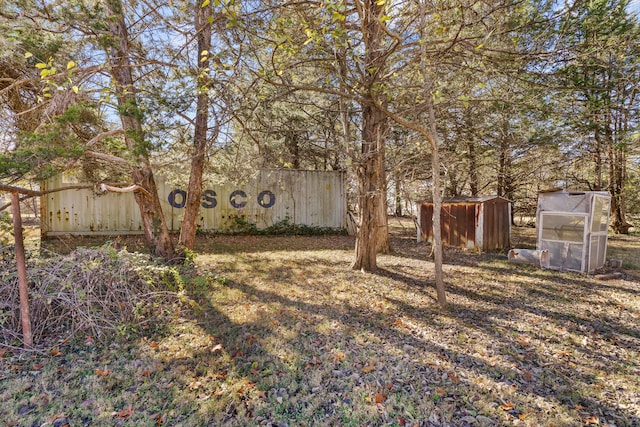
372 263 639 425
164 260 640 426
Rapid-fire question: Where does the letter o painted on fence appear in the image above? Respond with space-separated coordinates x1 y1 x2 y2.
229 190 247 209
168 189 187 208
257 190 275 208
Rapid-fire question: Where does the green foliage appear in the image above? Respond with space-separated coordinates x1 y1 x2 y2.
224 214 258 234
258 217 346 236
0 100 102 181
0 212 12 245
218 215 346 236
0 130 85 181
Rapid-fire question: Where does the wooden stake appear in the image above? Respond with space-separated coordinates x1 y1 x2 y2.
10 191 33 348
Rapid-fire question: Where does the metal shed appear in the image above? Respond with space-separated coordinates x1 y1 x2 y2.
536 190 611 273
418 196 511 251
41 169 346 236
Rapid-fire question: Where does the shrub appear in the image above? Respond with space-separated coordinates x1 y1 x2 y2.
0 243 185 347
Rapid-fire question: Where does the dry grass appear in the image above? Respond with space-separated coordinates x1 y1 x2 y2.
0 245 183 346
1 222 639 426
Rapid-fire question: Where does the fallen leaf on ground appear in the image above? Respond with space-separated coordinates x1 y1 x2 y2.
374 391 386 404
49 414 68 422
332 352 345 362
114 406 134 419
584 415 599 424
50 348 62 356
18 404 35 416
306 357 321 366
153 413 166 425
95 367 110 376
51 416 70 427
0 348 7 358
188 381 202 391
362 364 375 374
499 401 515 411
237 381 255 395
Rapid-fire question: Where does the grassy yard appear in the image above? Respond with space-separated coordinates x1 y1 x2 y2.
1 223 639 426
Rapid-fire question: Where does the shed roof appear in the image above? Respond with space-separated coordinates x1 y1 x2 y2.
538 188 610 196
419 195 511 204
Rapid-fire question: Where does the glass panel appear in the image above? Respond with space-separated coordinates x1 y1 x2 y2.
592 197 603 232
591 196 611 233
599 198 611 232
541 214 586 242
589 238 598 273
598 236 607 269
541 241 584 272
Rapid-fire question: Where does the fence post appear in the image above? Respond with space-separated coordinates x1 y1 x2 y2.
11 191 33 348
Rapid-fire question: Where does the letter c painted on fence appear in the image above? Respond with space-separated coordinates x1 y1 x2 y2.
258 190 275 208
168 189 187 208
229 190 247 209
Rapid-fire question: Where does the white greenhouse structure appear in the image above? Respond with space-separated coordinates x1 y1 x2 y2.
536 190 611 274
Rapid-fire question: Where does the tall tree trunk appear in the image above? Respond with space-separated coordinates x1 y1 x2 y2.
428 101 447 308
395 178 402 216
375 111 391 254
104 0 175 260
593 131 603 191
497 135 513 200
607 132 631 234
286 129 301 169
352 104 387 270
179 0 213 250
351 0 389 271
466 110 479 196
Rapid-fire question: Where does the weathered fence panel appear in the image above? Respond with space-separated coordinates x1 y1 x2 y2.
41 169 346 236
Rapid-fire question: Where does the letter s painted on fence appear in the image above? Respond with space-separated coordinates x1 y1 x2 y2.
202 189 217 208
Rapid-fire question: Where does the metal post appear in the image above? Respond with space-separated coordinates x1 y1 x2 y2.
11 191 33 348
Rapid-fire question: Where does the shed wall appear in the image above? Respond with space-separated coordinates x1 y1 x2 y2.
41 169 345 236
418 198 511 251
482 198 511 250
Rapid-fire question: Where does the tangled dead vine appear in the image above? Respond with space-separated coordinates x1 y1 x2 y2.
0 243 185 349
